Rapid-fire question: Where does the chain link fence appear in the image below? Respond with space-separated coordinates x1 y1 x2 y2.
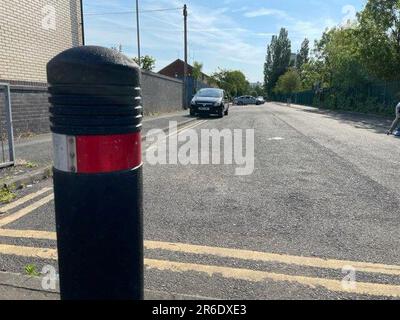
271 81 400 117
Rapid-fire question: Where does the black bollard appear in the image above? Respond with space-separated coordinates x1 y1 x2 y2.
47 46 143 300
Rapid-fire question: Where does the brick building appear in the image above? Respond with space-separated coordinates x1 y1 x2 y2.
158 59 210 84
0 0 83 85
0 0 83 134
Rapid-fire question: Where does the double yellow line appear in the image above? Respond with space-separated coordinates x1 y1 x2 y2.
1 186 400 298
0 233 399 297
0 187 54 227
146 120 208 152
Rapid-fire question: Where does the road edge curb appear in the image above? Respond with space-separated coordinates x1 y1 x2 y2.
1 166 53 191
0 271 215 300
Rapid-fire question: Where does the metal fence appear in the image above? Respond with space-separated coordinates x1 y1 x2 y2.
271 81 400 117
271 90 315 108
184 76 210 107
0 83 15 168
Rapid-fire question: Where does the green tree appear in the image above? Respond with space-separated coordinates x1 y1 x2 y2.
356 0 400 81
264 39 274 93
266 1 400 115
314 28 370 90
274 68 302 95
211 69 250 97
252 84 264 97
133 55 156 71
264 28 292 95
299 61 325 90
296 38 310 70
306 27 376 112
192 61 203 80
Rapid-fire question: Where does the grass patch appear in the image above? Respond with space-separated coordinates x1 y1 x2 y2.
25 162 38 169
0 186 15 203
15 159 38 169
24 264 40 277
16 131 36 140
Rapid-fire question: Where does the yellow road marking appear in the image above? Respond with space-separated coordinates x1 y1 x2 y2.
0 187 52 214
0 242 399 297
0 194 54 227
144 258 400 298
0 244 57 260
170 120 208 136
145 241 400 277
0 229 399 277
157 120 208 140
0 229 56 240
146 120 208 152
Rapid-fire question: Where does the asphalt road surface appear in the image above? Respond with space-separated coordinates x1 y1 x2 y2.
0 102 399 300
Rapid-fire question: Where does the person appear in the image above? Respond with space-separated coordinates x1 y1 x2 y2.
387 102 400 135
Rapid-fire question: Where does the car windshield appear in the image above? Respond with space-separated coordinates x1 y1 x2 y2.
196 89 223 98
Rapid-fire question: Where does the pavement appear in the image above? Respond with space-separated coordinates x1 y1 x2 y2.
0 271 213 300
0 103 399 300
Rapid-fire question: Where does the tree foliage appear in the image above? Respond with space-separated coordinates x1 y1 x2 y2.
211 69 250 97
356 0 400 80
133 55 156 71
293 0 400 90
313 28 370 90
192 61 204 80
264 28 292 95
296 38 310 70
274 68 302 95
269 0 400 116
251 84 264 97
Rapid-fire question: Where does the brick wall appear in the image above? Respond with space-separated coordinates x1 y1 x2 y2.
0 0 83 84
0 85 50 136
141 71 183 116
0 71 184 136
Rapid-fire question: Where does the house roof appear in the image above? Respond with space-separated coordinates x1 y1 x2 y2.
158 59 208 79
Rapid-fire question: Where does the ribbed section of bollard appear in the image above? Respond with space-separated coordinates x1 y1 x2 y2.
47 46 143 136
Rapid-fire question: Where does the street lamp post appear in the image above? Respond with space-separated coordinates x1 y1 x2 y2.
80 0 85 45
183 4 188 109
136 0 141 66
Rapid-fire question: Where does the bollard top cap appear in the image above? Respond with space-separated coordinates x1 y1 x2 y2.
47 46 140 86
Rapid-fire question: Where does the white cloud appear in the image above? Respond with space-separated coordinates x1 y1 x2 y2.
84 0 347 82
231 6 249 13
244 8 289 19
133 0 266 80
280 17 338 50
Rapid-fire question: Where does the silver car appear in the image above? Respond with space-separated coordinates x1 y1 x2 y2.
236 96 257 105
256 97 265 105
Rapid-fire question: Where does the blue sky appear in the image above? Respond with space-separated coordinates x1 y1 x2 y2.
83 0 365 82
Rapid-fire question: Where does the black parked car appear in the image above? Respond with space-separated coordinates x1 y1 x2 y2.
190 88 229 118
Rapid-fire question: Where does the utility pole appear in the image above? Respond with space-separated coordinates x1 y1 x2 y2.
80 0 85 45
136 0 141 66
183 4 188 108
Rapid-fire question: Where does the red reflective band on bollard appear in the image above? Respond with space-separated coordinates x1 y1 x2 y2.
75 132 142 173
